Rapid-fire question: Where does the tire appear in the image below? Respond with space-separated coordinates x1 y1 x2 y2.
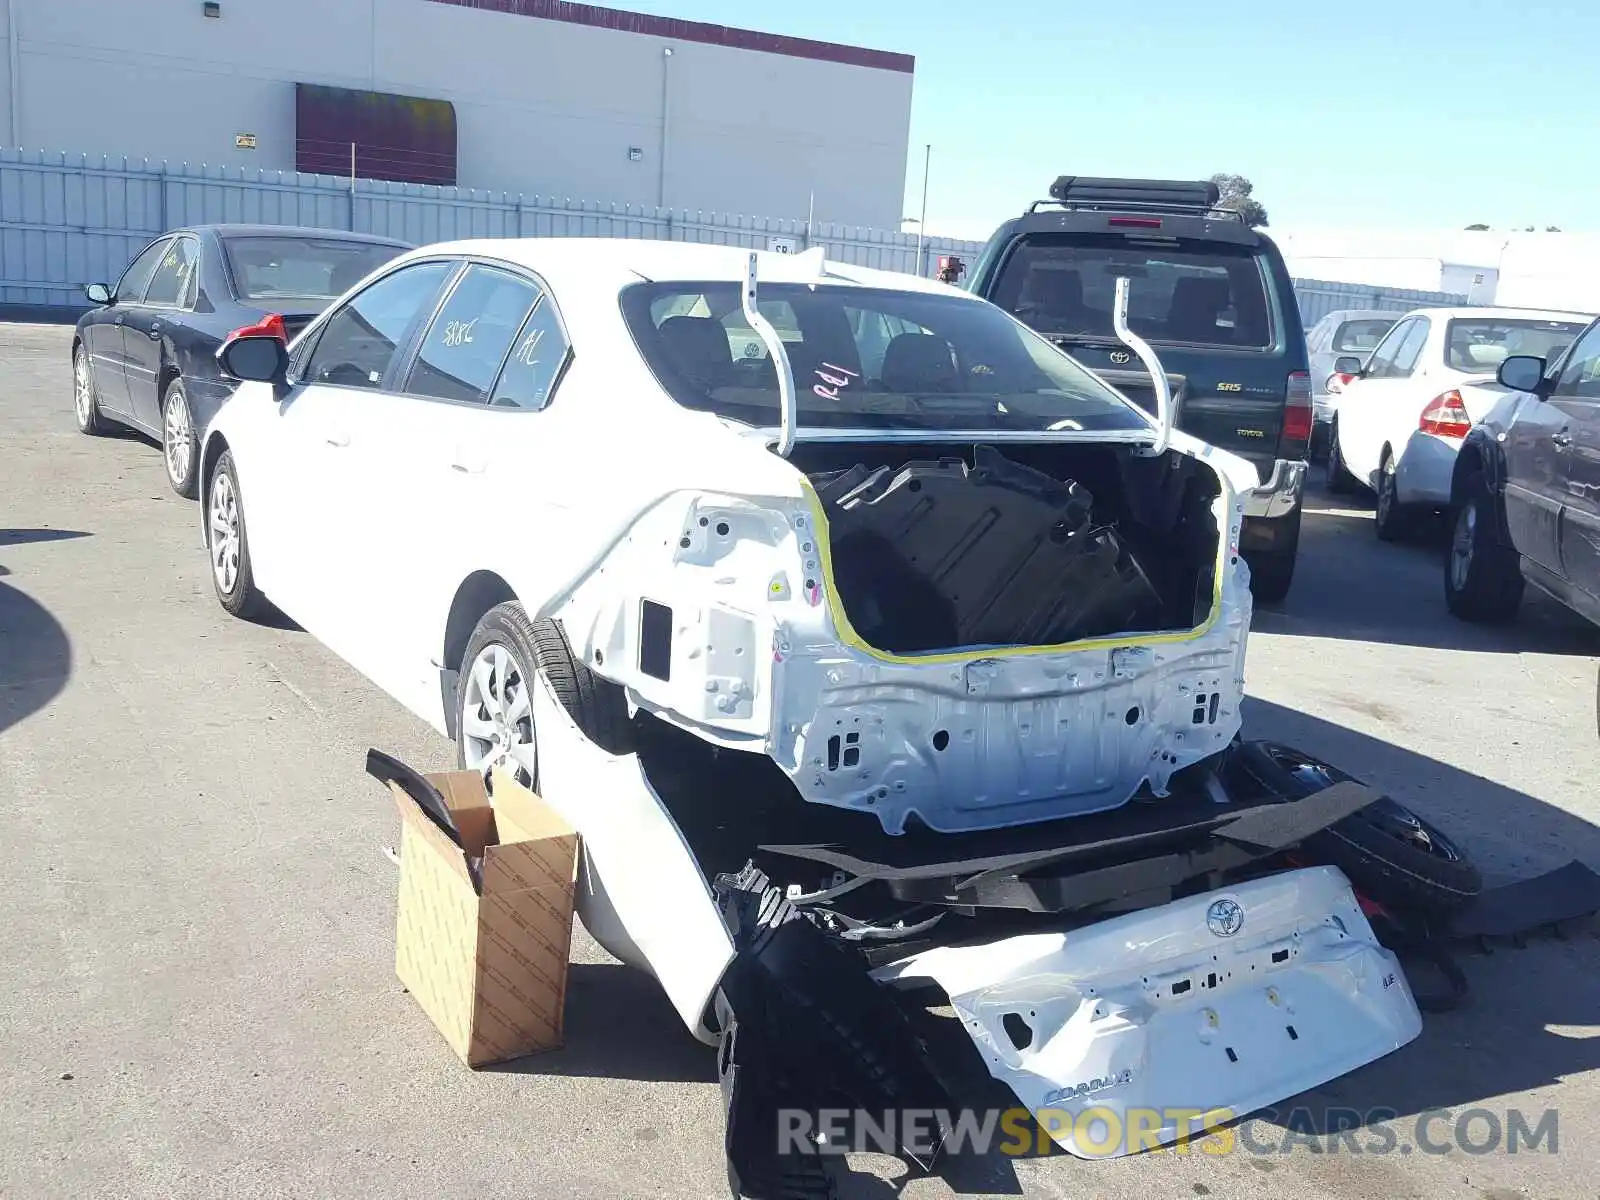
1372 449 1417 542
1243 504 1302 605
1443 469 1522 623
206 450 269 621
1231 741 1482 918
162 377 200 498
1325 418 1358 494
455 602 632 789
73 344 109 436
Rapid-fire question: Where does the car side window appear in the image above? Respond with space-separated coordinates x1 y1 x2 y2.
1554 323 1600 401
1364 319 1411 379
490 293 572 410
143 237 201 309
1389 318 1431 378
405 264 542 404
115 238 172 305
302 260 454 391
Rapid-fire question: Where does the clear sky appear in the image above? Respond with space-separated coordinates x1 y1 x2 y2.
611 0 1595 237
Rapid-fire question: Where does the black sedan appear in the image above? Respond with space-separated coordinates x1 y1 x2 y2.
72 224 410 496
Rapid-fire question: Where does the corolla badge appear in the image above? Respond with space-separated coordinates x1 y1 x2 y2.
1109 349 1132 364
1206 898 1244 937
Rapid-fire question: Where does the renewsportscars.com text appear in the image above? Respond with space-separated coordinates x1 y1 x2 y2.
777 1105 1560 1159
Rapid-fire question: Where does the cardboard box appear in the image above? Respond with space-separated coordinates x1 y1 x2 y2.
385 765 579 1067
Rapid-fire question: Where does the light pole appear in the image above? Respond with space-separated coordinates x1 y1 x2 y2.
915 143 931 276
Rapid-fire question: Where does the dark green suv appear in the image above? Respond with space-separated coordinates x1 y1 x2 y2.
966 177 1311 601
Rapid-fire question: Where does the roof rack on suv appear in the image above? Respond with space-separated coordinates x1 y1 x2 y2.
1028 176 1241 222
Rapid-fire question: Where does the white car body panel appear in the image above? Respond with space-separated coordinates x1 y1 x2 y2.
206 239 1263 837
529 669 734 1042
1335 305 1591 503
873 866 1422 1158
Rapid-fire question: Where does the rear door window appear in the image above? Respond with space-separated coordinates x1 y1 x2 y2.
405 264 541 404
115 238 173 305
991 234 1273 349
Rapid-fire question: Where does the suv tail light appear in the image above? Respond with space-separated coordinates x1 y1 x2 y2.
1281 371 1313 451
225 313 288 343
1419 389 1473 439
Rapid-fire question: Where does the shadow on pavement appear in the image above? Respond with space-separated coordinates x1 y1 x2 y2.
1255 486 1600 657
0 527 92 548
1242 696 1600 1131
490 962 716 1085
0 578 73 737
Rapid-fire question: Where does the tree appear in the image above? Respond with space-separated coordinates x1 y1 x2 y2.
1208 173 1268 228
1546 225 1562 232
1464 223 1491 231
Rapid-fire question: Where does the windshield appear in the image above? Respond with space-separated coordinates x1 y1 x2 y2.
223 236 405 304
1443 317 1588 374
620 281 1153 433
989 233 1274 349
1333 317 1396 353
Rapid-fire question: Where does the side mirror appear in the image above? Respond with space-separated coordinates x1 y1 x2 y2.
217 335 289 385
85 282 112 305
1333 355 1364 376
1496 354 1546 393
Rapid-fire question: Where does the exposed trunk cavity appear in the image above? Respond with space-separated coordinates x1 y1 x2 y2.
795 442 1223 655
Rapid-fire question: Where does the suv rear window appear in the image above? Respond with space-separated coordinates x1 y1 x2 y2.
620 280 1152 434
1443 318 1588 373
1333 318 1395 353
990 233 1273 349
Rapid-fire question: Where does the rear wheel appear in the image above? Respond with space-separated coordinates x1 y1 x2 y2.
1443 469 1522 623
1373 449 1417 542
1325 418 1358 494
456 603 632 790
1243 505 1302 605
162 378 199 498
1232 741 1482 917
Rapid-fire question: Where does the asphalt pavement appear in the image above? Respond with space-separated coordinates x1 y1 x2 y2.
2 323 1597 1200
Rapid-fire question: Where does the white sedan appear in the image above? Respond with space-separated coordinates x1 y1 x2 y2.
1325 305 1591 539
199 238 1419 1155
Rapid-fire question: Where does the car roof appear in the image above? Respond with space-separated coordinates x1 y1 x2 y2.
1397 305 1595 323
394 237 969 302
175 223 411 246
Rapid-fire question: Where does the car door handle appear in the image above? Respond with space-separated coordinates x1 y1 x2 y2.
450 457 486 474
325 430 351 448
1552 430 1572 448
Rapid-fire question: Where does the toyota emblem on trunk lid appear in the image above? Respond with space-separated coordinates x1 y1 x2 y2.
1206 898 1244 937
1109 350 1132 364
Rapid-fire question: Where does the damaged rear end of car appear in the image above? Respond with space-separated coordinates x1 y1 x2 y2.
526 253 1421 1195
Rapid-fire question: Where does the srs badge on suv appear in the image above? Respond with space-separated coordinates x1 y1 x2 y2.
966 177 1311 602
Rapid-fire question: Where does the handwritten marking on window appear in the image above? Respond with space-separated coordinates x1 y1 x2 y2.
442 318 478 348
514 326 545 368
812 362 860 401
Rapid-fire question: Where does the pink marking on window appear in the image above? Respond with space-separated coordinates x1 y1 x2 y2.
812 361 861 402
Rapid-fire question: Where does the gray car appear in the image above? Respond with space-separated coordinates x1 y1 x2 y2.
1304 308 1399 459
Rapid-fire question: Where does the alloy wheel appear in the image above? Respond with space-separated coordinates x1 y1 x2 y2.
74 352 93 424
460 643 536 788
165 389 192 487
209 472 241 594
1449 500 1477 592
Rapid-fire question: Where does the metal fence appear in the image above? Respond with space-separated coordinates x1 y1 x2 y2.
0 148 986 309
1291 277 1468 327
0 147 1474 325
